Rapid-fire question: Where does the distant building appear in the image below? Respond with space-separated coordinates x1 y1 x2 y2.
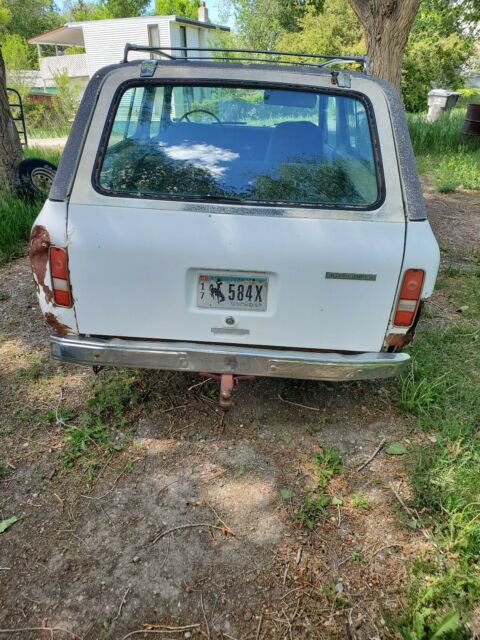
28 2 228 94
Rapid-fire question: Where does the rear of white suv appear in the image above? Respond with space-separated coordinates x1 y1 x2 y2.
29 54 439 388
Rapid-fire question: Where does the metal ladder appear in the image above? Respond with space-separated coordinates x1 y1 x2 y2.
6 88 28 147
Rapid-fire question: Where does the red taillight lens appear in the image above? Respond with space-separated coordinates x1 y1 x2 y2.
49 247 72 307
394 269 424 326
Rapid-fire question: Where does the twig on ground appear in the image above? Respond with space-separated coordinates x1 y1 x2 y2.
143 624 201 632
188 377 213 391
0 567 11 571
114 587 130 621
255 614 263 640
121 629 199 639
277 394 319 412
295 547 302 565
200 593 211 640
159 404 188 414
80 471 124 500
159 536 171 571
0 628 81 639
151 523 234 545
205 501 234 536
389 483 443 553
356 438 386 472
282 561 289 586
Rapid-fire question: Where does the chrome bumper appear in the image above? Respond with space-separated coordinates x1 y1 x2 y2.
50 335 410 382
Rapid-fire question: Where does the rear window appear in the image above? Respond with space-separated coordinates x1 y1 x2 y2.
97 83 382 209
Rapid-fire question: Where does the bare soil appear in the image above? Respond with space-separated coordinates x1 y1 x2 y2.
0 191 478 640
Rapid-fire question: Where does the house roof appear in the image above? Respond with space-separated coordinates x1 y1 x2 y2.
28 14 229 46
28 24 85 46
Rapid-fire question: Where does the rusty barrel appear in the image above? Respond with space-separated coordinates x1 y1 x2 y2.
462 103 480 136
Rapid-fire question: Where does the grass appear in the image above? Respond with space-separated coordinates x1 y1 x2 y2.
59 370 146 468
396 257 480 639
407 107 480 192
295 447 343 529
0 147 62 266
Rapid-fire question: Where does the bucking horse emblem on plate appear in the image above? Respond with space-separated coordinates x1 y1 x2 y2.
210 278 225 304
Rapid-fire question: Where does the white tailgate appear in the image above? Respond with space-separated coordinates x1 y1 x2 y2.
67 204 405 352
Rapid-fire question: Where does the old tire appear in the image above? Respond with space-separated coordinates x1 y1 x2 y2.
17 157 57 200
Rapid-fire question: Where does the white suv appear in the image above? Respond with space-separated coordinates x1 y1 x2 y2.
29 47 439 405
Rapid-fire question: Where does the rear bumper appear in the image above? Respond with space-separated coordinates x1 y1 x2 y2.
51 335 410 382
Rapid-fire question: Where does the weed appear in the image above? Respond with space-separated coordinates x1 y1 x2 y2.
61 370 144 466
311 447 343 488
296 447 343 529
351 550 364 562
350 493 370 510
280 432 293 444
296 493 330 529
236 464 248 476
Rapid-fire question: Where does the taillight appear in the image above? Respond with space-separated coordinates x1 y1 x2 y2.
394 269 424 326
49 247 72 307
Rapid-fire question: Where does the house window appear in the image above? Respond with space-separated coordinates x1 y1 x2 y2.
148 24 161 58
179 26 187 57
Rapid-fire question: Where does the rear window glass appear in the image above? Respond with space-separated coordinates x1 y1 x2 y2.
97 84 381 208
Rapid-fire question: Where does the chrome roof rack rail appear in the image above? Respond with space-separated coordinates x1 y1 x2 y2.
122 44 370 74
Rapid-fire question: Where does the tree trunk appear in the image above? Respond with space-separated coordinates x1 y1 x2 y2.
347 0 420 93
0 48 23 191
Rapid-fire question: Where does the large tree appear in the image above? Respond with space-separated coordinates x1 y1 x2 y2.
346 0 420 91
0 47 23 190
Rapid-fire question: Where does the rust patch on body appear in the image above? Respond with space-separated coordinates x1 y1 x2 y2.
29 225 53 303
385 333 409 348
44 312 70 336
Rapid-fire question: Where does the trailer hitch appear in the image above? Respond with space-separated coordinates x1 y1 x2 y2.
200 373 256 411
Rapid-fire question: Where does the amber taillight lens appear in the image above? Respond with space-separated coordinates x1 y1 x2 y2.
394 269 425 326
49 247 72 307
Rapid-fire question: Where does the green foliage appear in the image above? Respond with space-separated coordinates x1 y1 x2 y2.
0 0 61 41
62 370 145 466
350 492 369 510
278 0 363 59
296 447 342 529
385 442 408 456
154 0 199 19
397 264 480 637
51 70 81 126
1 32 31 105
311 447 343 488
402 0 475 112
407 109 480 193
231 0 325 50
0 194 41 265
296 493 329 529
66 0 149 20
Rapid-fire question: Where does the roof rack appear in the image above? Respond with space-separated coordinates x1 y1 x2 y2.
122 44 369 74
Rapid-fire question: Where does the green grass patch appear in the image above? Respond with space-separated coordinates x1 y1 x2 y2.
60 370 146 468
295 447 343 529
407 109 480 192
397 262 480 638
0 195 42 265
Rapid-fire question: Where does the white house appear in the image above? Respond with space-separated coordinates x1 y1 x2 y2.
28 2 229 93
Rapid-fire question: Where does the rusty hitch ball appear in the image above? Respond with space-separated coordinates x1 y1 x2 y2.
200 373 256 411
219 374 234 411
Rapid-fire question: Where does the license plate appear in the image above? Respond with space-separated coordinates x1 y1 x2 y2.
197 273 268 311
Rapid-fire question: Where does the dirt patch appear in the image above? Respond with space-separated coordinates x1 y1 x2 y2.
2 190 477 639
425 188 480 255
